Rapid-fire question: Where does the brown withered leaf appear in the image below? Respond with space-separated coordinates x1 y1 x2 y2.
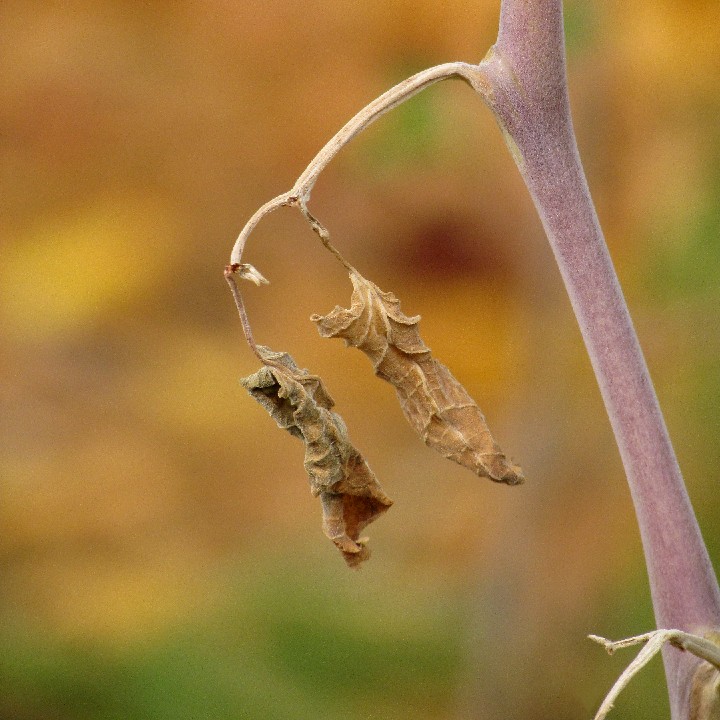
240 346 392 567
311 271 524 485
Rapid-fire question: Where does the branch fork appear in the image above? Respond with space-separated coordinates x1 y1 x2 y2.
224 55 525 568
228 61 491 272
590 630 720 720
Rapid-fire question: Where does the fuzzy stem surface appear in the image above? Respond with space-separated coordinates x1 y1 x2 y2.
484 1 720 716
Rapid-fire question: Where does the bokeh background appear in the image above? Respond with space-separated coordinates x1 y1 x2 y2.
2 1 719 718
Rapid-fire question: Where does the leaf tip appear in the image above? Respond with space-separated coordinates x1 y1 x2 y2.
236 263 270 285
499 462 525 486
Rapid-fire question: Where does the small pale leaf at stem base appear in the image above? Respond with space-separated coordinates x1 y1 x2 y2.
311 271 524 485
690 630 720 720
690 662 720 720
240 346 392 567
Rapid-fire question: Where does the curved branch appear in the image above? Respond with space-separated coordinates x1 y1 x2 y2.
229 61 489 267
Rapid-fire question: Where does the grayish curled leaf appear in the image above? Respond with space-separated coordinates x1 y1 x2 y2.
240 346 392 567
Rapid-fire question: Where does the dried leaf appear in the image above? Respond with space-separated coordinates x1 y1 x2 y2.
690 662 720 720
240 346 392 567
690 630 720 720
311 271 524 485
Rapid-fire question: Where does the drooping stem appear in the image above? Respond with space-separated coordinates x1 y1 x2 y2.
226 63 490 372
482 1 720 716
224 265 264 363
229 62 484 267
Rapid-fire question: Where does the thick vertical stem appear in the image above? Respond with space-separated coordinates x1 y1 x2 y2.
484 1 720 716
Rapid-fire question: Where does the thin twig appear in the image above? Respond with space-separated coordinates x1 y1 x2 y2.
225 61 491 362
297 201 355 272
224 264 264 363
229 61 490 267
589 629 720 720
591 630 720 667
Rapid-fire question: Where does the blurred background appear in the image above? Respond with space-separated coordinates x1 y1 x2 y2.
1 1 719 718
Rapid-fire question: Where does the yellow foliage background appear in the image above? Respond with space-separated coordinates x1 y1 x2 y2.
2 1 719 718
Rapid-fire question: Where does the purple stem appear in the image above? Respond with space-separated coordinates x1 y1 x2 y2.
482 1 720 716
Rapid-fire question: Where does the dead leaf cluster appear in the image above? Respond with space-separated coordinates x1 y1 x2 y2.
237 268 523 567
312 270 524 485
240 346 392 567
